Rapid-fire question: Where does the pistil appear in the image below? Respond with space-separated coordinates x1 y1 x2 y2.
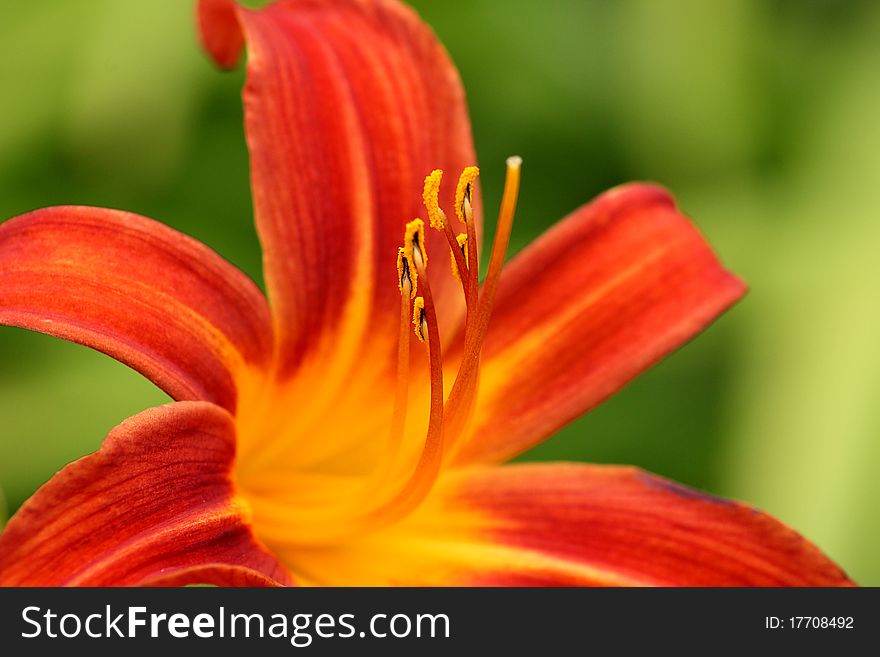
442 157 522 458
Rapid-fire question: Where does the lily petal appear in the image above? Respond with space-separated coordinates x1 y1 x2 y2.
0 402 292 586
452 184 746 464
453 464 854 586
197 0 478 373
0 207 272 411
287 464 852 586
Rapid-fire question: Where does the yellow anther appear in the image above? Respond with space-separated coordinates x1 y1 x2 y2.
423 169 446 231
412 296 428 343
450 233 469 283
397 247 417 299
404 218 427 269
456 233 469 262
455 166 480 224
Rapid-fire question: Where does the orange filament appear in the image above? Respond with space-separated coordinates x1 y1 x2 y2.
367 254 445 525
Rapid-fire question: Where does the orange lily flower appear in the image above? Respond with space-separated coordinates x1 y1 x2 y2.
0 0 853 586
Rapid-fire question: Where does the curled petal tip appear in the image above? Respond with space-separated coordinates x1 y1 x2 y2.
197 0 244 70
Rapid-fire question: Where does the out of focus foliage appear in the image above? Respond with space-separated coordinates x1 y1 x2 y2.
1 0 878 583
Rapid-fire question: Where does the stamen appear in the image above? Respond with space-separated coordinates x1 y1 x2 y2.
423 170 470 294
456 167 481 342
396 248 417 299
404 218 426 270
245 158 522 548
444 168 481 442
368 255 445 525
444 156 522 459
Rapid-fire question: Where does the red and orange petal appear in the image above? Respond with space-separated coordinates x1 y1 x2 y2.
283 464 853 586
447 183 746 465
0 207 272 413
197 0 478 375
0 402 291 586
453 465 852 586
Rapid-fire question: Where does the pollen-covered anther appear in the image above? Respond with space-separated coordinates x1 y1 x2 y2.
455 166 480 225
424 169 471 290
412 296 428 343
404 219 427 270
450 233 468 283
396 248 417 299
423 170 446 231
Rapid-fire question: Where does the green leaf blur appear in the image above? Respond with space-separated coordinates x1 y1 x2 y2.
1 0 877 584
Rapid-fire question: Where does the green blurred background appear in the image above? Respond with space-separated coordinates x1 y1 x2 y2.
1 0 878 584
